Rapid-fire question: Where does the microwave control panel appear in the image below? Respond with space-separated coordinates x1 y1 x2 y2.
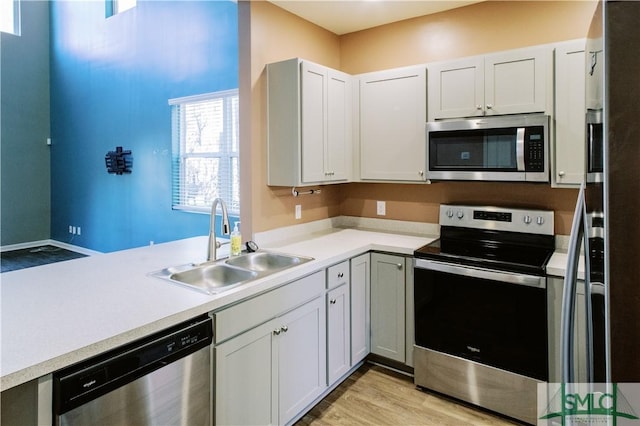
525 127 545 171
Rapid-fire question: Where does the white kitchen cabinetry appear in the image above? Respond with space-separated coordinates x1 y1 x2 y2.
326 282 350 385
370 253 406 363
553 39 586 187
547 276 586 383
267 58 352 186
350 253 370 365
326 261 351 385
359 66 427 182
214 271 326 426
428 46 551 120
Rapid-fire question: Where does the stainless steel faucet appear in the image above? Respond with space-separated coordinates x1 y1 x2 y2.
207 198 231 261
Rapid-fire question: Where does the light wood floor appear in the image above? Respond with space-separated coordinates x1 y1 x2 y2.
295 363 523 426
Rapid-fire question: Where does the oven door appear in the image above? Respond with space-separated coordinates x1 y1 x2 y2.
414 258 548 381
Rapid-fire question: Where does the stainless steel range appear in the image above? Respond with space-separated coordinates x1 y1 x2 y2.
413 204 555 425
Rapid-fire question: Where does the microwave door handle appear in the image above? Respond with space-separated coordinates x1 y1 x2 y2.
516 127 526 171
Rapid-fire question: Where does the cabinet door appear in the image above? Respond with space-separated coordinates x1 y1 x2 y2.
370 253 406 363
428 56 484 120
327 284 350 385
359 66 427 181
301 61 328 183
350 253 370 364
277 296 326 425
327 70 351 182
215 319 276 426
484 46 550 115
547 277 586 383
554 40 586 187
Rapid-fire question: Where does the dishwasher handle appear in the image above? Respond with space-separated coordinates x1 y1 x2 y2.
53 314 212 415
414 258 546 289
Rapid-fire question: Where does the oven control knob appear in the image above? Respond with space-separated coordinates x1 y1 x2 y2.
446 209 454 219
523 215 532 224
536 216 545 226
456 210 464 219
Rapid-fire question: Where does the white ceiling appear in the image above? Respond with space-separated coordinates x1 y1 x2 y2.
268 0 485 35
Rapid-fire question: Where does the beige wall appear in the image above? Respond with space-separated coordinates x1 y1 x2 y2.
339 1 598 73
241 0 598 237
240 0 343 238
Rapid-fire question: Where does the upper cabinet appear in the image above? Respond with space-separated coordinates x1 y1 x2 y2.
428 46 552 120
359 66 428 182
553 39 586 187
267 58 352 186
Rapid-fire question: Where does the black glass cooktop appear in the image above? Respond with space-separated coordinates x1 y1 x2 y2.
415 226 555 276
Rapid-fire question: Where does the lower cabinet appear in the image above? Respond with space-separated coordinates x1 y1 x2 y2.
547 276 587 383
326 283 350 384
277 296 327 424
350 253 370 365
370 253 406 363
215 251 410 425
215 273 326 426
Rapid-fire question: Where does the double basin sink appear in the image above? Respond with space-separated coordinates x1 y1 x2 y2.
150 251 314 295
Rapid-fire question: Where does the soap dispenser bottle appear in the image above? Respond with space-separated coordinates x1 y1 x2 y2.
230 221 242 256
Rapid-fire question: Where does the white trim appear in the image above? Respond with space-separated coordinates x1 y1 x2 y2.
168 89 238 106
1 240 102 256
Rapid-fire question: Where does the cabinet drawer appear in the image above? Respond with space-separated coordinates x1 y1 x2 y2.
214 271 324 343
327 261 349 289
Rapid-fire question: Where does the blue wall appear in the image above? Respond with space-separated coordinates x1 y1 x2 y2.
50 0 238 252
1 1 51 246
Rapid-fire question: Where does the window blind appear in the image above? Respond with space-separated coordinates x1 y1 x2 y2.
170 90 239 215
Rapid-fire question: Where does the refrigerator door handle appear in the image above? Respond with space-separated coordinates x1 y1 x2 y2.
561 183 586 384
582 198 595 384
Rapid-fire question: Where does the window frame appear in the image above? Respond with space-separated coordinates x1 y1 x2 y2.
169 89 240 216
0 0 20 36
106 0 137 18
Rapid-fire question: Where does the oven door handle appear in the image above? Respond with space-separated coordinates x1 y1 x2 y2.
414 258 545 289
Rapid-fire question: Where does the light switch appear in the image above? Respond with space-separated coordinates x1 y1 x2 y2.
376 201 386 216
295 204 302 219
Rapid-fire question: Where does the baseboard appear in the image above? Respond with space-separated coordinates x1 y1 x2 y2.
1 240 102 256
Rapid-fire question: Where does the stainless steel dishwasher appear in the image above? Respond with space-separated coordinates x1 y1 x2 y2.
52 314 213 426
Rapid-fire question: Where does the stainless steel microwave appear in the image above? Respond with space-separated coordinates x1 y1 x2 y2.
426 114 550 182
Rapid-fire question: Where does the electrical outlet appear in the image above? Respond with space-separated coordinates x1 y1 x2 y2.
376 201 386 216
295 204 302 220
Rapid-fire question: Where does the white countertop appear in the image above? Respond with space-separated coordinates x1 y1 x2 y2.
1 228 432 391
547 250 585 280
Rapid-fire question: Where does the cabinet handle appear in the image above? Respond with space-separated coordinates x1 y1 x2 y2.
486 104 493 109
418 170 424 177
397 263 403 270
273 329 281 335
330 299 337 304
476 105 483 110
558 171 566 177
281 325 288 333
338 272 344 278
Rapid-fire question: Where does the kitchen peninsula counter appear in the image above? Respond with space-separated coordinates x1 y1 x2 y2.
1 226 432 392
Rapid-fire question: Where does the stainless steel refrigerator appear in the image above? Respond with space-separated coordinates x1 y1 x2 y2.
562 0 640 385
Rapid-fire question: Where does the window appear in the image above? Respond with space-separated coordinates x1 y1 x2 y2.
0 0 20 35
170 90 240 215
106 0 136 18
